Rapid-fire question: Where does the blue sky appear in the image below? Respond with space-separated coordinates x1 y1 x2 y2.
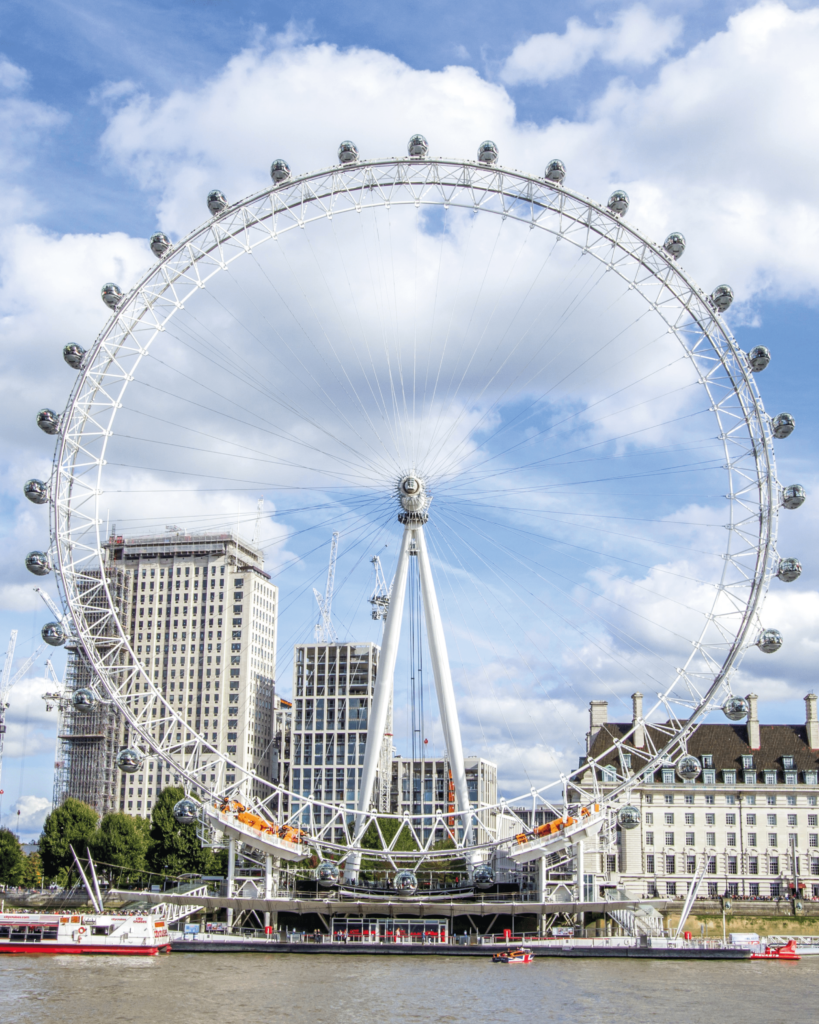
2 0 818 839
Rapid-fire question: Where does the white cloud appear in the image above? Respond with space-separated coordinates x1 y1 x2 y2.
0 56 29 92
500 5 682 86
8 795 51 836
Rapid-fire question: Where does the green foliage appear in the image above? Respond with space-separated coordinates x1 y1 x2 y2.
360 816 419 852
39 799 98 881
93 812 151 886
0 828 24 886
147 787 221 879
19 851 43 888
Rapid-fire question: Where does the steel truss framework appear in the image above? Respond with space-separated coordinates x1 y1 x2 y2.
46 156 782 870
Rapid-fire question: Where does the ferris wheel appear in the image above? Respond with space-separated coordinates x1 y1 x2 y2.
25 134 804 887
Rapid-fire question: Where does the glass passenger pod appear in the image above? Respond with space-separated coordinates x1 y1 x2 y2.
393 870 418 894
663 232 686 259
317 861 340 886
607 190 629 216
710 284 734 312
544 158 566 183
747 346 771 372
772 413 795 439
25 551 51 576
782 484 806 510
270 159 291 183
722 696 749 721
101 282 123 309
757 628 783 654
618 805 641 830
777 557 802 583
407 134 429 158
207 190 228 215
677 755 701 780
62 343 86 370
149 232 172 258
116 747 143 774
473 863 495 889
72 688 96 710
36 409 60 435
338 141 359 164
41 621 66 647
23 479 48 504
173 797 199 825
477 140 499 165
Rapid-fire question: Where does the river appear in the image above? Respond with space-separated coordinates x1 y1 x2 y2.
1 952 815 1023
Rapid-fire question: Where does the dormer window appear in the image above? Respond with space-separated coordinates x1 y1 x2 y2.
702 755 713 768
782 756 795 770
742 756 754 770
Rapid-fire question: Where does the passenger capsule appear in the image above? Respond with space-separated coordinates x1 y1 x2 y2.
72 687 96 710
116 747 143 774
63 343 86 370
747 346 770 372
36 409 60 435
24 479 48 505
41 621 66 647
172 797 199 825
777 557 802 583
473 863 495 889
393 869 418 893
722 696 749 721
270 159 291 184
772 413 795 439
677 754 701 780
207 189 228 215
101 283 123 310
317 861 340 887
477 140 499 165
663 232 686 259
338 140 359 164
757 628 783 654
607 190 629 216
407 134 429 158
618 805 641 830
150 232 172 258
544 159 566 183
711 284 734 312
782 484 806 510
25 551 51 576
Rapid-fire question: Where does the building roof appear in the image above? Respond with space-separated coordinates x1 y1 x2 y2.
587 722 819 774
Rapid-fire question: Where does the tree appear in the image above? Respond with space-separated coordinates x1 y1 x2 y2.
0 828 24 886
93 813 151 887
147 787 221 879
19 852 43 889
40 799 99 881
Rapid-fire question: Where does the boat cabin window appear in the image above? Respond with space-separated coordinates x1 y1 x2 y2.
92 924 113 936
0 926 10 938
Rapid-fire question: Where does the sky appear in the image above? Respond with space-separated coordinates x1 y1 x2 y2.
1 0 819 841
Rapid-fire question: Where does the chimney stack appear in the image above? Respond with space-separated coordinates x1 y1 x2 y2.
806 693 819 750
632 692 645 749
746 693 760 750
587 700 608 752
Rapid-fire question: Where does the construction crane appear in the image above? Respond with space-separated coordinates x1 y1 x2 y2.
369 555 392 621
34 586 68 625
313 532 339 643
252 497 264 547
0 631 48 790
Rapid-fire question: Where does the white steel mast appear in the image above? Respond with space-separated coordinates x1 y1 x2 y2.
345 477 477 881
314 532 340 643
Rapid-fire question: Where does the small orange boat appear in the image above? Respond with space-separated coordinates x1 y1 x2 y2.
492 946 534 964
751 939 801 961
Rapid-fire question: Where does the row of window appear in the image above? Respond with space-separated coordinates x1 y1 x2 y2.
645 853 819 875
655 882 816 898
645 831 817 848
645 812 816 826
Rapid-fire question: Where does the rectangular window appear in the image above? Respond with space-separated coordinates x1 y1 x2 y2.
764 771 777 785
601 765 616 782
646 854 655 873
727 856 738 875
787 813 797 826
726 813 736 825
768 813 777 826
666 881 677 896
748 857 758 875
785 772 798 785
666 855 676 874
706 813 715 827
810 835 818 848
703 769 716 785
749 882 759 896
645 832 654 846
782 756 795 770
723 770 737 784
665 832 674 846
811 858 819 875
770 856 779 873
665 813 674 825
769 834 778 846
805 772 818 785
686 855 697 873
809 815 818 828
770 883 781 898
744 771 757 785
685 832 695 846
748 832 757 846
685 812 695 825
707 857 717 875
727 832 737 847
702 754 713 768
747 813 757 826
707 882 718 897
706 832 716 846
742 755 754 770
662 769 675 784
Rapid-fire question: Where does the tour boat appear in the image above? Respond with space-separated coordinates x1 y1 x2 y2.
0 911 171 955
750 939 801 961
492 946 534 964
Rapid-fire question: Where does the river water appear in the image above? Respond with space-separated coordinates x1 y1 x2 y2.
1 952 815 1024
